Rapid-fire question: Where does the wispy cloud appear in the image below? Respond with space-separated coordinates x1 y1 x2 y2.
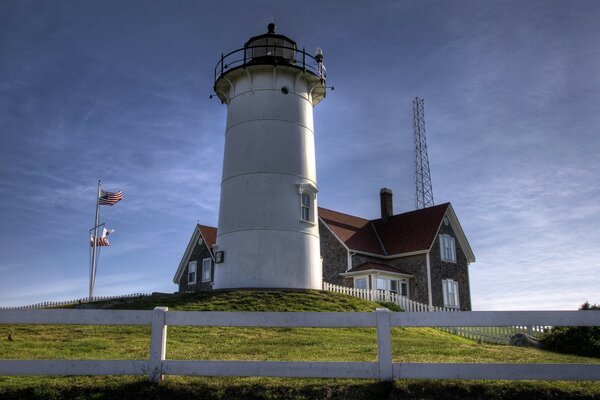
2 1 600 311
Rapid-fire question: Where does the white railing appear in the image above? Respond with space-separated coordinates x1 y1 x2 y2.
1 308 599 382
0 293 151 310
323 282 549 344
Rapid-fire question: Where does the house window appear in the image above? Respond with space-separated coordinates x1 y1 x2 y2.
376 277 400 293
188 261 197 285
442 279 459 308
440 234 456 263
202 258 212 282
355 277 367 290
400 281 409 297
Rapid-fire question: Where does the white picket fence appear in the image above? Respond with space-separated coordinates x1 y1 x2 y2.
0 293 151 310
323 282 455 312
436 325 550 345
323 282 549 344
1 308 599 382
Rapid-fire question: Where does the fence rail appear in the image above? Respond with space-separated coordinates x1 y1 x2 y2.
1 308 599 382
0 293 151 310
323 282 549 344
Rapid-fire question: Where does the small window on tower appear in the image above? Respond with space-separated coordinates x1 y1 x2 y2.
301 193 310 221
297 183 318 224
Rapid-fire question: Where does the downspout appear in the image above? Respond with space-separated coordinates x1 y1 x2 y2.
426 252 433 309
346 251 355 272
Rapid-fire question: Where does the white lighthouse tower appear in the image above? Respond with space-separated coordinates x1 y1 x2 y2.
212 23 326 290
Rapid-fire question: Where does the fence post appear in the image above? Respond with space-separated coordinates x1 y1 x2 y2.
375 308 393 381
149 306 168 383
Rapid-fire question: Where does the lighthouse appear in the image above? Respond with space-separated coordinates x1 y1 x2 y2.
212 23 326 290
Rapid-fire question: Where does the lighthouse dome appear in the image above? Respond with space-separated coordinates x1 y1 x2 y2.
244 23 298 64
214 23 326 105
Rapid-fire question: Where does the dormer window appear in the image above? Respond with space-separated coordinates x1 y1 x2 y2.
440 234 456 263
297 183 318 224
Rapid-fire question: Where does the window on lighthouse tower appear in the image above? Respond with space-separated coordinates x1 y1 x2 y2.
301 193 310 221
297 183 318 224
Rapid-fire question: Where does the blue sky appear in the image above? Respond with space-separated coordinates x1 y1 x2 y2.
1 1 599 309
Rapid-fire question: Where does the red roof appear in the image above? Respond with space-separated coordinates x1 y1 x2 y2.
346 262 412 276
319 203 450 256
198 224 217 251
192 203 450 258
318 207 385 255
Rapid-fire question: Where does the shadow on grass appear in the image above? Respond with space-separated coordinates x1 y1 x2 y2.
2 377 599 400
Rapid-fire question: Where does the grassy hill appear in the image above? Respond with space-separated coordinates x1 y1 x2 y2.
1 290 599 400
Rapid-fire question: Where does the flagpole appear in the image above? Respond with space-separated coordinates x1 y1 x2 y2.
90 179 101 300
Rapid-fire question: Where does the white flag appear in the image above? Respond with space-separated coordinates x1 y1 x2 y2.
102 228 115 238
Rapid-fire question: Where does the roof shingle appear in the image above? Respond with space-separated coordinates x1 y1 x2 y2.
198 224 217 251
193 203 451 258
318 203 450 256
318 207 385 255
346 262 413 276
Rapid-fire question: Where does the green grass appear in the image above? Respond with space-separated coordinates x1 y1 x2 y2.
1 290 599 399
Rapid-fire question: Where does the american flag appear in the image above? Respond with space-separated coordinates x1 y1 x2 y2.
90 236 110 246
99 190 123 206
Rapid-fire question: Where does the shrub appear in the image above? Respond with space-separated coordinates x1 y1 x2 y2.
540 302 600 358
375 301 404 312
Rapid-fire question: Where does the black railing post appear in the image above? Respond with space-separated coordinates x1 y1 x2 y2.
220 53 224 76
302 47 306 71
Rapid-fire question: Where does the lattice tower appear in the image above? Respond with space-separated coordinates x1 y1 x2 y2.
413 97 434 209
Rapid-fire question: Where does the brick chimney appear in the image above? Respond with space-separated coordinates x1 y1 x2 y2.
380 188 393 222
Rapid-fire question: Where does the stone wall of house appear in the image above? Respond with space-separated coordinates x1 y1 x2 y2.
178 241 214 292
429 219 471 310
319 220 352 287
351 253 429 305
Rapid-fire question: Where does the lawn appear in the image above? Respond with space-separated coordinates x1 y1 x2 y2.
1 290 599 399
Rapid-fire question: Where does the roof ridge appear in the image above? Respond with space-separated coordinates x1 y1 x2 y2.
369 202 450 223
197 223 217 230
369 221 387 256
318 206 370 222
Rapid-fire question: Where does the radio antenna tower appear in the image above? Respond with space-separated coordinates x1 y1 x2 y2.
413 97 434 209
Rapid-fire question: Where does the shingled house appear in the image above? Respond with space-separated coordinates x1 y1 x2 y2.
173 189 475 310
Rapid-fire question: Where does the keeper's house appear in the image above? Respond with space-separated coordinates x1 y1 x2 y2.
173 188 475 310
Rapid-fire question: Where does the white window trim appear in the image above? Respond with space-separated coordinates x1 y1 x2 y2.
301 192 311 222
354 277 368 290
297 183 318 225
440 234 456 263
202 257 212 283
400 280 409 298
350 273 411 297
188 261 197 285
375 276 407 295
442 279 460 308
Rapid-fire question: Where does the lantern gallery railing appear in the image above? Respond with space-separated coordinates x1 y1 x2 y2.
214 44 326 86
